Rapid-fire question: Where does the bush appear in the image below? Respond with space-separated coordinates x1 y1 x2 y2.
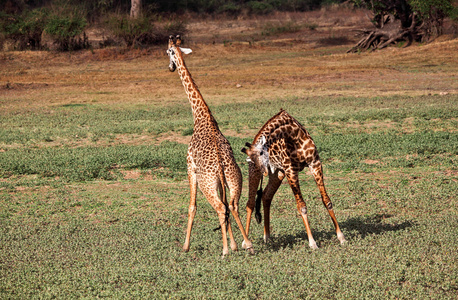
216 2 242 16
246 1 274 15
0 9 48 50
104 14 187 48
45 13 89 51
409 0 457 36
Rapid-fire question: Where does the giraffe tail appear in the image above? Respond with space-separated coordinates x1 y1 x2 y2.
213 166 230 231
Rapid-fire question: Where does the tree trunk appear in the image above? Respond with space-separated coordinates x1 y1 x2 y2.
130 0 141 18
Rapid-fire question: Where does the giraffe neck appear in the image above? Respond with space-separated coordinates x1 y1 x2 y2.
174 52 213 126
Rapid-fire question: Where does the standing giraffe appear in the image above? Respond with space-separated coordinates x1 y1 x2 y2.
167 35 254 257
241 109 346 249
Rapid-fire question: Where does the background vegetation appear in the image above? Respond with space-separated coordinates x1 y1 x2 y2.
2 0 456 51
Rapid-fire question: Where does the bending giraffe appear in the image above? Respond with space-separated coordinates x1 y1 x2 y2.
241 109 346 249
167 35 254 257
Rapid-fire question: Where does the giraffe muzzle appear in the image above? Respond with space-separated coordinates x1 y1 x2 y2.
169 61 177 72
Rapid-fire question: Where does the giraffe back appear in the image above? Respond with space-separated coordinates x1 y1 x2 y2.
248 110 319 174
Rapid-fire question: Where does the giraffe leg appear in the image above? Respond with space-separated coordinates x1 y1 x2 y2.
218 210 230 258
309 162 346 244
244 163 262 248
219 185 237 251
226 166 254 254
262 171 284 243
286 169 318 249
204 188 230 257
183 168 197 252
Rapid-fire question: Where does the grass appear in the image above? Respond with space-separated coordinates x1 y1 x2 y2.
0 22 457 298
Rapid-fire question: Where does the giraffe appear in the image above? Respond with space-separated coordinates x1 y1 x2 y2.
241 109 346 249
167 35 254 257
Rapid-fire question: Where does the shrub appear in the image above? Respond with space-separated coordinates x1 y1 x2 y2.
45 13 89 51
105 15 154 47
0 9 48 50
246 1 274 15
216 2 242 16
104 14 187 48
409 0 457 35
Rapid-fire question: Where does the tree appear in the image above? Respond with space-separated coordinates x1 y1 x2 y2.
348 0 456 52
130 0 141 18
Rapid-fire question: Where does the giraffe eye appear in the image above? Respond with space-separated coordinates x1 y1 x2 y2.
260 151 264 156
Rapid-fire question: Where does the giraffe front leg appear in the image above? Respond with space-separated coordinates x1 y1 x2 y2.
262 171 284 243
183 169 197 252
243 163 261 249
286 170 318 249
309 162 346 245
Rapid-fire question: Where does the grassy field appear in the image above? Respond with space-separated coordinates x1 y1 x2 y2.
1 10 458 298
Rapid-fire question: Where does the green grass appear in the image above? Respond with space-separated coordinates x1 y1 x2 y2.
1 92 457 298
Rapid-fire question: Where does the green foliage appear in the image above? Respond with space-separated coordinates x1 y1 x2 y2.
352 0 455 31
0 143 187 181
216 2 242 15
104 14 187 47
0 9 49 50
408 0 457 34
0 6 89 51
45 13 88 51
409 0 455 19
246 1 274 15
105 14 154 47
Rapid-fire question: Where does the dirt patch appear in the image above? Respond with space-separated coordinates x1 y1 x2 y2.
363 159 380 165
155 132 191 145
121 170 155 181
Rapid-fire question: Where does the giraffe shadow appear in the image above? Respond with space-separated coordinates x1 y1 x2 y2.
260 214 415 252
338 214 415 240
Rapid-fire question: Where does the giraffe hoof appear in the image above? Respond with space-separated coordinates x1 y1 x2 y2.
309 241 318 250
338 233 347 245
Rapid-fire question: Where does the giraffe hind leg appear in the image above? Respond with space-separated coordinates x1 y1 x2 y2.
219 185 237 251
286 169 318 249
183 168 198 252
201 184 231 257
309 162 346 245
225 168 254 254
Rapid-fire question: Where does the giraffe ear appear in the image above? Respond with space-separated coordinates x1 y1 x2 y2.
180 47 192 55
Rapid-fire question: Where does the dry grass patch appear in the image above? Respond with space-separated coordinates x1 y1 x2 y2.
2 39 457 114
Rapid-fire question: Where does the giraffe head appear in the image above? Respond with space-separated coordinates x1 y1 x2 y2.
167 35 192 72
241 136 272 176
